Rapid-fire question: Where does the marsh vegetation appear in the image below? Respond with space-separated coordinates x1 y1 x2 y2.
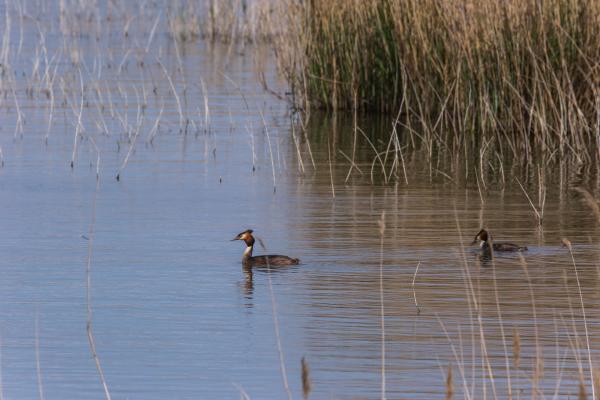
0 1 600 399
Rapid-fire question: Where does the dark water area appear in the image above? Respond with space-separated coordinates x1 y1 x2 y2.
1 2 600 399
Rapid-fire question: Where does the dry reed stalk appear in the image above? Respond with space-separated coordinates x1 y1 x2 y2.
35 312 44 400
85 179 111 400
117 49 132 76
258 70 286 101
563 238 596 400
291 123 306 173
145 12 161 53
354 126 387 184
255 238 292 400
232 383 251 400
512 328 521 370
436 316 471 400
146 106 164 144
377 211 387 400
537 167 546 220
516 178 544 226
258 109 278 193
70 69 85 168
391 110 408 185
338 150 363 176
298 118 316 169
199 78 210 132
301 357 312 400
326 139 335 198
344 94 359 183
550 313 568 399
245 125 258 171
518 254 543 399
452 218 475 398
474 167 485 205
411 261 420 315
116 100 143 181
1 3 11 69
156 58 185 131
0 333 3 400
560 268 588 393
94 98 110 137
489 254 512 398
45 78 55 143
88 136 101 180
14 0 23 59
11 88 24 139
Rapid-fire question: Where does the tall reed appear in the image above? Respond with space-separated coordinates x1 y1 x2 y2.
275 0 600 164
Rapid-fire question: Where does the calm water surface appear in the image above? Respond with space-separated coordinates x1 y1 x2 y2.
1 3 600 399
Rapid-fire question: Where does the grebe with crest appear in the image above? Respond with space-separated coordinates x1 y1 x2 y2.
232 229 300 267
471 229 528 253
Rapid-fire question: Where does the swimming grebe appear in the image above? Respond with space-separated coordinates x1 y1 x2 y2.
232 229 300 267
471 229 528 252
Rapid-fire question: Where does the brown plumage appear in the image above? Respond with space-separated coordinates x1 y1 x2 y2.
232 229 300 267
471 229 528 252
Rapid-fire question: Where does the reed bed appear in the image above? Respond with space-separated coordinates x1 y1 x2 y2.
274 0 600 168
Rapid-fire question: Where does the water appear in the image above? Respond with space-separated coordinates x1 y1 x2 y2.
1 3 600 399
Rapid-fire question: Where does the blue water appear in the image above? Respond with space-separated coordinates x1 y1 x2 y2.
1 2 600 399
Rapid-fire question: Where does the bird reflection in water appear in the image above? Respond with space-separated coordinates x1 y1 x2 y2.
242 265 254 306
239 263 301 309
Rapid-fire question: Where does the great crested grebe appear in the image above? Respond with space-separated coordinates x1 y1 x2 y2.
232 229 300 267
471 229 528 253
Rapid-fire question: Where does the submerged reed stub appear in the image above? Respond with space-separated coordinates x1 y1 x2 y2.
445 364 453 400
301 356 312 399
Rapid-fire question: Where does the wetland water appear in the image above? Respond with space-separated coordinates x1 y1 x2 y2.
1 3 600 399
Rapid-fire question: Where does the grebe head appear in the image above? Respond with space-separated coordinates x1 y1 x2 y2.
471 229 489 247
232 229 255 247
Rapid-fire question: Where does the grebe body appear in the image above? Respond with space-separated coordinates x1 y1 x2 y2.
232 229 300 267
471 229 528 253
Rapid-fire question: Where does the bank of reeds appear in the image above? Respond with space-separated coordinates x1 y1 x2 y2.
275 0 600 165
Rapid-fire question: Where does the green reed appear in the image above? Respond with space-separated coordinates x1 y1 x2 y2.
275 0 600 165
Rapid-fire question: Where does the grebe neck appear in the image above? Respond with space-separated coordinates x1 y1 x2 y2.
243 244 253 260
